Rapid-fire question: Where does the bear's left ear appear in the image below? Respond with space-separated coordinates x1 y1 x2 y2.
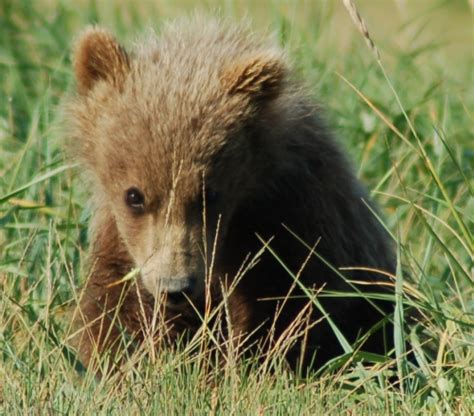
73 27 130 95
220 53 286 100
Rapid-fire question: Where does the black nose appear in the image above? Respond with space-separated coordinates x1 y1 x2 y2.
166 276 197 304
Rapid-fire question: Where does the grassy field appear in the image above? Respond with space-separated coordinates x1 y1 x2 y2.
0 0 472 413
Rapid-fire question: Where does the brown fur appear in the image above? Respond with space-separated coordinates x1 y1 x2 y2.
67 17 395 372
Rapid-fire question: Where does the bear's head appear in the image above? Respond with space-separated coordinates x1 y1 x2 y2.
69 25 289 302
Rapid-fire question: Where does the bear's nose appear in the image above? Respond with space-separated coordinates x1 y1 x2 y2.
166 276 197 304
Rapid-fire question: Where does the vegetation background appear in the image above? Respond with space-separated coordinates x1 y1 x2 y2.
0 0 472 413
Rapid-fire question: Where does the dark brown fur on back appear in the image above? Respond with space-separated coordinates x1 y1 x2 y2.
67 17 395 372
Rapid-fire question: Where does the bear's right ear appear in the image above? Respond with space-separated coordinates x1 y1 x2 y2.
73 27 130 95
220 52 286 101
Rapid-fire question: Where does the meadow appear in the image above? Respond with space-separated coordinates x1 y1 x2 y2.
0 0 472 413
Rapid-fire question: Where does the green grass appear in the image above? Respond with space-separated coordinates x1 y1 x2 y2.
0 0 472 413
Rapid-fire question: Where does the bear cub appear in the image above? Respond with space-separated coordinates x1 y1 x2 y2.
68 17 395 372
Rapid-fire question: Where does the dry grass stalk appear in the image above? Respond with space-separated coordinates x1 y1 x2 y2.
342 0 381 61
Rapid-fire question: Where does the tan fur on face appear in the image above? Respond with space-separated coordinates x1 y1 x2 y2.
67 19 290 296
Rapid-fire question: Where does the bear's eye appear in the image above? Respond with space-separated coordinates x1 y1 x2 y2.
125 187 145 213
205 189 220 205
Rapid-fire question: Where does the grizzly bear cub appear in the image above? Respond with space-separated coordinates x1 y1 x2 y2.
68 17 395 373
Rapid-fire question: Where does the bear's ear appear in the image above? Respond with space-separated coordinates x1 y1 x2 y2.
73 27 130 94
221 53 286 100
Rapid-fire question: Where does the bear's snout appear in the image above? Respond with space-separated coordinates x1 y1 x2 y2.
164 276 198 304
135 223 205 301
159 276 197 293
143 273 201 304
